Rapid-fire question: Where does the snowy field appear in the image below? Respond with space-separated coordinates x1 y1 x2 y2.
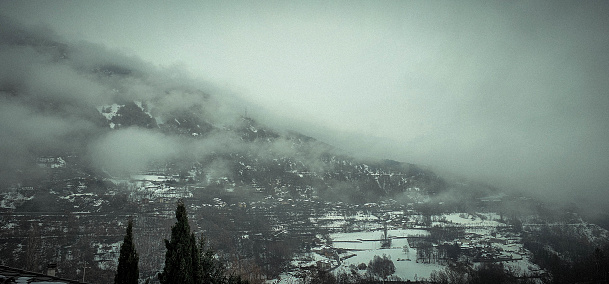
330 229 441 281
333 246 443 281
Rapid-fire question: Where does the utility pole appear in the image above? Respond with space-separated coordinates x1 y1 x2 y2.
82 261 90 282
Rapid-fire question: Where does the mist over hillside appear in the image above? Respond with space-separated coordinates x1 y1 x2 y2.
0 15 450 206
1 8 609 216
2 8 609 283
0 16 228 179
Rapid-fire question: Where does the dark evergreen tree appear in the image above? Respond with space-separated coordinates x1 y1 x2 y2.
159 201 248 284
198 236 225 284
115 219 139 284
159 201 200 284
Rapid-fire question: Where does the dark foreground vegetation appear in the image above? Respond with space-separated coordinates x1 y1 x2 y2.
115 201 247 284
113 201 609 284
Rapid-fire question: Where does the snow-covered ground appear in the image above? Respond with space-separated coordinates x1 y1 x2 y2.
330 229 439 281
278 212 549 282
93 240 122 270
97 104 121 128
0 192 34 209
130 174 170 182
311 211 402 231
334 247 443 281
331 229 429 242
435 213 505 227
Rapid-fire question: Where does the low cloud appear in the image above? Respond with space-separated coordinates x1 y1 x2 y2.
89 127 181 175
2 5 608 216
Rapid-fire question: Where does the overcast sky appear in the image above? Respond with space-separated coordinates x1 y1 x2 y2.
1 1 608 211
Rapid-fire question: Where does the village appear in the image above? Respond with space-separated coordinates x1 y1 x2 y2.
0 160 558 283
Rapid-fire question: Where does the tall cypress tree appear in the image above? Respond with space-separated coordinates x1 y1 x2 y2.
159 201 200 284
115 218 139 284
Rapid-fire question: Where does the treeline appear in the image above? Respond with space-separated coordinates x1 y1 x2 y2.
113 201 609 284
427 263 539 284
523 224 609 284
298 262 539 284
114 201 248 284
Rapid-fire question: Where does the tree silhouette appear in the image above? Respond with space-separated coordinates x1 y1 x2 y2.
115 218 139 284
159 201 199 284
367 254 395 280
198 236 225 284
159 201 248 284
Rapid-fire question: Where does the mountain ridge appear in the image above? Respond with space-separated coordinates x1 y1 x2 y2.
1 15 449 204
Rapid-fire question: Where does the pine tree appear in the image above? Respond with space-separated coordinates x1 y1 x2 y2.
115 218 139 284
160 201 249 284
159 201 200 284
198 236 225 284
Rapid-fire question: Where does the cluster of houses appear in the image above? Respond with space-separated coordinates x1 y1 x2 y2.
1 156 553 282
